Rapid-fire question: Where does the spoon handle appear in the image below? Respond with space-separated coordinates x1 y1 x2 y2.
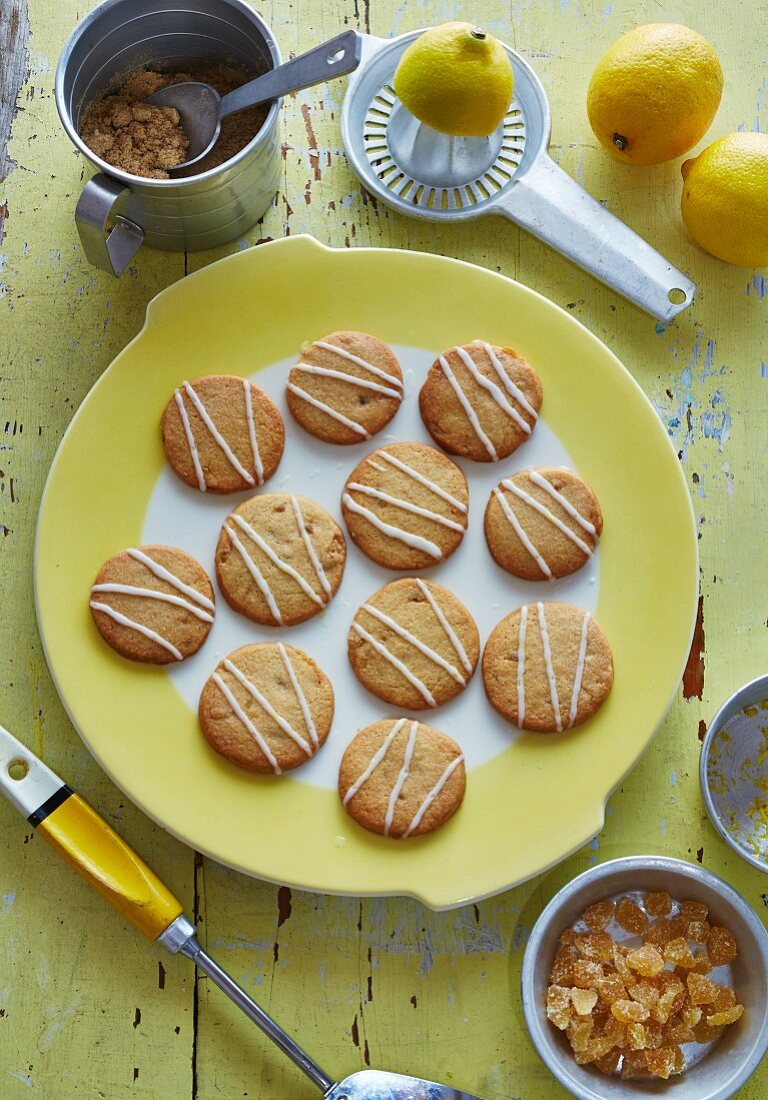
219 30 363 120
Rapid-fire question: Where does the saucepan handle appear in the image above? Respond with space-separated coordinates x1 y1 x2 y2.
75 173 144 277
495 154 695 321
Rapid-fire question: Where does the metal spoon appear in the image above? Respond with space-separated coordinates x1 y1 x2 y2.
149 30 362 172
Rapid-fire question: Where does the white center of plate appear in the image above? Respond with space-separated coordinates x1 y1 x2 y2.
143 346 599 790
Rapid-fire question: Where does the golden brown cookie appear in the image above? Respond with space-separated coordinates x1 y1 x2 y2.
348 578 480 710
286 331 403 444
419 340 542 462
199 643 333 773
90 545 215 663
161 374 284 493
341 441 469 570
215 493 346 626
339 718 466 838
484 467 603 581
482 602 613 732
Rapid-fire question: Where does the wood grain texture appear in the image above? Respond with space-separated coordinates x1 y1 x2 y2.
1 0 767 1097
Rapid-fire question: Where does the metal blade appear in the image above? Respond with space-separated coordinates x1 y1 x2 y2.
327 1069 488 1100
0 725 64 817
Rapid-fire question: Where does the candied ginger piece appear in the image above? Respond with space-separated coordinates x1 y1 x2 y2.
616 897 648 933
664 937 696 969
707 1004 744 1026
595 1049 620 1075
666 1020 696 1045
680 899 709 922
602 1015 625 1045
692 950 712 975
628 982 660 1009
571 988 598 1015
576 930 614 962
644 1019 665 1049
645 1046 678 1080
672 1046 686 1075
653 978 685 1024
611 999 649 1023
693 1020 724 1044
546 984 572 1030
627 944 665 976
688 972 718 1004
550 946 577 985
627 1022 648 1049
559 927 578 947
613 944 633 986
644 891 672 916
596 973 627 1005
644 920 674 948
682 1004 702 1028
621 1049 649 1079
574 1034 614 1065
573 959 604 989
667 916 689 939
712 985 736 1012
582 900 615 930
709 925 738 966
687 919 711 943
568 1019 593 1052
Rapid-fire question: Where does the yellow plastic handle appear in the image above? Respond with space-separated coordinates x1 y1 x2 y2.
36 793 184 940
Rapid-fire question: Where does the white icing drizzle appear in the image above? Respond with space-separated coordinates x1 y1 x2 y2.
223 658 311 755
384 720 418 836
89 601 183 661
492 488 553 580
351 622 436 706
402 754 464 839
313 340 403 390
437 354 498 461
346 482 465 532
529 471 596 536
243 380 265 486
343 718 407 808
415 578 473 675
181 381 255 486
229 512 325 608
290 495 332 600
175 389 206 491
501 479 593 556
91 583 214 623
482 342 539 420
536 601 562 732
287 382 371 438
373 450 468 513
454 346 531 434
517 604 528 726
293 363 401 400
278 642 319 749
361 602 465 685
224 523 283 624
568 612 591 729
213 672 281 774
342 493 442 560
126 548 215 612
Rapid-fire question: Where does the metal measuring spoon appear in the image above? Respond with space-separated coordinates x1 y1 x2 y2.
149 30 362 172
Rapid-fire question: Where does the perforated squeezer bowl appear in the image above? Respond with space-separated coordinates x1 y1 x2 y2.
341 30 696 322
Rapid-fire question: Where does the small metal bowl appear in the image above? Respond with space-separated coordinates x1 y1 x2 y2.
700 674 768 873
521 856 768 1100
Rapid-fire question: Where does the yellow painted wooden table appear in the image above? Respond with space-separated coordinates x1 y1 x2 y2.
1 1 767 1097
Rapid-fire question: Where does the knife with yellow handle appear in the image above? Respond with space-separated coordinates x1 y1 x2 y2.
0 725 485 1100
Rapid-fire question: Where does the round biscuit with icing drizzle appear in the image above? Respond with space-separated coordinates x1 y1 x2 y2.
341 441 469 570
90 545 215 663
482 601 613 732
419 340 542 462
286 331 404 444
215 493 346 627
485 467 603 581
161 374 285 493
348 578 480 710
199 643 334 773
339 719 466 839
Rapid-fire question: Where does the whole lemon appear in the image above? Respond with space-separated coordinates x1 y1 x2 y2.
681 133 768 266
587 24 722 165
393 22 513 138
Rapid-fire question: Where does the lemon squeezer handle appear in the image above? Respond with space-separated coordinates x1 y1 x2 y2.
0 724 183 940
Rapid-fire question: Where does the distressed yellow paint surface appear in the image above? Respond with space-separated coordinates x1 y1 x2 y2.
1 1 767 1097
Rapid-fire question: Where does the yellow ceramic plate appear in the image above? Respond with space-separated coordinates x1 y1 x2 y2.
35 236 697 909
